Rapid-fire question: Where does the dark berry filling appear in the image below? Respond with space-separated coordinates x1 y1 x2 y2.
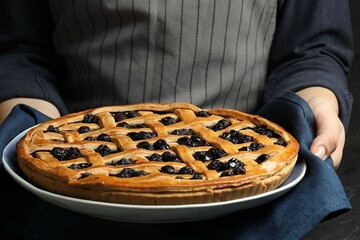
133 139 170 150
51 147 83 160
207 159 224 171
274 139 287 146
193 147 227 162
252 127 280 138
159 116 177 126
177 135 209 147
83 114 98 124
217 158 246 177
238 142 264 151
136 141 154 150
210 119 231 131
255 154 271 164
84 136 97 141
160 165 195 175
78 126 91 134
83 134 112 142
127 131 157 141
113 111 140 122
97 133 112 142
45 125 60 133
106 158 134 166
196 111 211 117
117 122 147 128
95 144 115 156
191 173 203 180
219 130 253 144
117 122 130 128
68 162 93 169
169 129 193 135
146 152 181 162
78 172 92 179
112 168 148 178
153 139 171 150
160 165 177 174
178 167 194 174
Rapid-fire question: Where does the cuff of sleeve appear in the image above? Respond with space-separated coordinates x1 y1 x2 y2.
263 70 353 129
0 72 68 115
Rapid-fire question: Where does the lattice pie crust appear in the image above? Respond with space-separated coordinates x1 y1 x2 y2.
17 102 299 205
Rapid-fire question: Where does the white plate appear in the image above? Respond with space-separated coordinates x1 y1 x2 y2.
2 127 306 223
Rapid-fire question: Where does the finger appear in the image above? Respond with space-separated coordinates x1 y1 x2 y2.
310 112 343 161
330 127 345 169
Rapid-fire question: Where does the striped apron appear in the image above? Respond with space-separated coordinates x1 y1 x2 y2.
48 0 277 113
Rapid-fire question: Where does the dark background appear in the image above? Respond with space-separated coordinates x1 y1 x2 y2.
303 0 360 239
0 1 359 239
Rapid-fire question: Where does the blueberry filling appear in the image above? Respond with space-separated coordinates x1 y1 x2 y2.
106 158 134 166
177 135 209 147
219 130 253 144
137 139 170 150
78 126 91 134
169 129 193 135
252 127 280 138
117 122 130 128
95 144 115 156
83 134 112 142
84 136 97 141
207 158 245 173
255 154 271 164
146 152 181 162
179 167 194 174
159 116 177 126
45 125 60 133
196 111 211 117
153 139 171 150
112 168 148 178
193 147 227 162
160 165 177 174
51 147 82 160
132 124 147 128
191 173 203 180
127 131 157 141
83 114 98 124
113 111 140 122
78 172 92 179
274 139 287 146
238 142 264 151
68 162 93 169
117 122 147 128
160 165 195 175
218 158 246 177
207 159 224 171
210 119 231 131
97 133 112 142
137 141 154 150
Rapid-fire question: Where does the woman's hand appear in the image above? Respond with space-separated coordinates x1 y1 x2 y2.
0 98 61 124
296 87 345 169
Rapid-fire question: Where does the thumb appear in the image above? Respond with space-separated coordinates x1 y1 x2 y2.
310 110 344 168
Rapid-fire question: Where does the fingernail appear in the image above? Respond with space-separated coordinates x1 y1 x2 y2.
314 146 326 159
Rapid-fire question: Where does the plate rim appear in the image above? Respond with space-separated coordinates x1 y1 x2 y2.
2 126 306 221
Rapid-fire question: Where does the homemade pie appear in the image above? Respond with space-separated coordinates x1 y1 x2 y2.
17 102 299 205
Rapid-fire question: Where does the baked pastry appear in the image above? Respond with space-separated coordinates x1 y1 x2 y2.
17 102 299 205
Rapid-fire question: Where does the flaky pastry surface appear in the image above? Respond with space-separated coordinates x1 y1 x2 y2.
17 102 299 205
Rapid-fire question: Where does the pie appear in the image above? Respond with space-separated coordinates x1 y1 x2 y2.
16 102 299 205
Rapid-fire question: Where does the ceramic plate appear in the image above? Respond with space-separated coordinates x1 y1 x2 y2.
2 127 306 223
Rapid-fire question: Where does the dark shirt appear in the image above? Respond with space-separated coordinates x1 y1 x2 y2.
0 0 353 127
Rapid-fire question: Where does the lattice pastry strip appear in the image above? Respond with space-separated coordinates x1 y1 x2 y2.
17 102 299 205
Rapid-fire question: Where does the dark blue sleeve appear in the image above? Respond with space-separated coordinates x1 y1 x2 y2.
265 0 353 128
0 0 68 114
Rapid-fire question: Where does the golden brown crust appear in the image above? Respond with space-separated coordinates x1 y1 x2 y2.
17 102 299 205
